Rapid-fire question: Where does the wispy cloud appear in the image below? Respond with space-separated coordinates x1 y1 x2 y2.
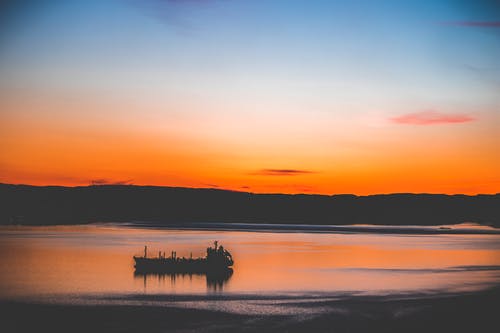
153 0 217 3
90 179 134 185
390 110 476 125
201 183 219 188
253 169 316 176
441 21 500 28
129 0 219 30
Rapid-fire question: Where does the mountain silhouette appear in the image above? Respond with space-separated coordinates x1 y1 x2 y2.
0 184 498 227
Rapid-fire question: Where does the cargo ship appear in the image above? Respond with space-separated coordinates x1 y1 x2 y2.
133 241 234 274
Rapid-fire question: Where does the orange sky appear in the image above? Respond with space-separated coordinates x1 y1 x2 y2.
1 90 499 195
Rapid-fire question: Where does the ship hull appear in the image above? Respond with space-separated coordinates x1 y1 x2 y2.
133 257 231 274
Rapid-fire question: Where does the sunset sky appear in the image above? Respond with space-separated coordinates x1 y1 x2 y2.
1 0 499 194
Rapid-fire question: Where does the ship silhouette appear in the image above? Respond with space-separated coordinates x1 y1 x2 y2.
133 241 234 274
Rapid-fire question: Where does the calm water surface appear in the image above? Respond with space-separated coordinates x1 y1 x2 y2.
0 223 499 312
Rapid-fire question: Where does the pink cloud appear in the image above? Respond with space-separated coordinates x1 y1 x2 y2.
390 111 476 125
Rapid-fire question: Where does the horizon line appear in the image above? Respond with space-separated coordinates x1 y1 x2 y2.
1 182 498 197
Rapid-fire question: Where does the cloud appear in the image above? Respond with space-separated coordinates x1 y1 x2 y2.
129 0 220 30
90 179 134 185
253 169 316 176
201 183 219 188
390 110 476 125
152 0 216 3
441 21 500 28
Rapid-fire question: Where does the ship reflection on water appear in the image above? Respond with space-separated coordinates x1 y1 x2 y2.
134 269 233 292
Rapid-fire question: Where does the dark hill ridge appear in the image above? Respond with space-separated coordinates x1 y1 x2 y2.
0 184 499 227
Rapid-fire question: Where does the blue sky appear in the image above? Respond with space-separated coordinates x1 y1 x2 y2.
1 0 498 104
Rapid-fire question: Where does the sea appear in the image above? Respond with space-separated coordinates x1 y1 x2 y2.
0 222 499 316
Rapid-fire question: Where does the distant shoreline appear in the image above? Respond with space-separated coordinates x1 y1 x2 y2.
3 220 499 235
2 183 499 227
99 221 500 235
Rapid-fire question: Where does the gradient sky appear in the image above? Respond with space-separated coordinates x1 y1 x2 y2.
0 0 499 194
